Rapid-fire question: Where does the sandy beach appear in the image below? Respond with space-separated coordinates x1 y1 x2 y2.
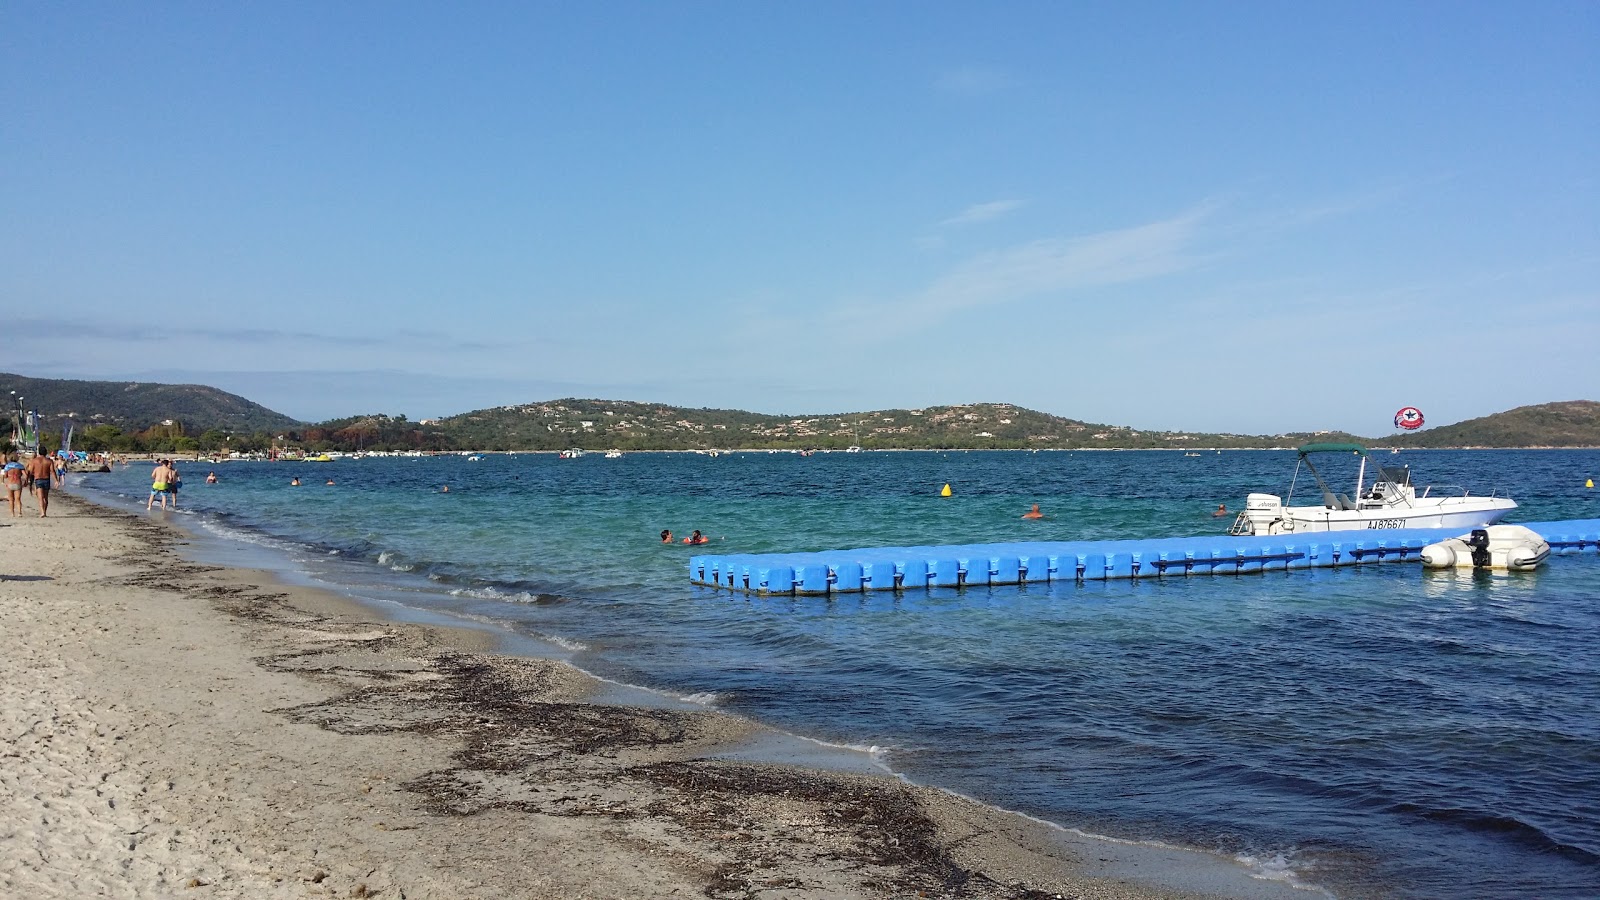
2 493 1298 899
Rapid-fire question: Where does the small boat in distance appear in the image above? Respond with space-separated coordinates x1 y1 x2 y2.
604 449 622 458
1229 442 1515 536
559 448 585 459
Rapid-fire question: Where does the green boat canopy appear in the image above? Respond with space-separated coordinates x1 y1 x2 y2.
1296 442 1368 455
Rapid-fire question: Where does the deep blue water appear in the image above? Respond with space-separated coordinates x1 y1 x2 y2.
75 449 1600 898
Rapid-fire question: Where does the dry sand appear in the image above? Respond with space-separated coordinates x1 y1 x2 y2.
2 493 1302 899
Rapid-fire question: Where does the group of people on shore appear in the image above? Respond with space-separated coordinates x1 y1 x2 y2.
4 452 64 517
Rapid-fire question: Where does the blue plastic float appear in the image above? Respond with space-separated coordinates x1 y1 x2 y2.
688 519 1600 595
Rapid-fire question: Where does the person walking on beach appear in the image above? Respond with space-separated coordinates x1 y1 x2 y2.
25 452 59 517
3 453 26 517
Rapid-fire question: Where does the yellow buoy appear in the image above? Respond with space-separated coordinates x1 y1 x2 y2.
1587 478 1594 489
940 483 952 497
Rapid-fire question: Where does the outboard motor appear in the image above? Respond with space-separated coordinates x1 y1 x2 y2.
1231 493 1287 536
1465 529 1491 568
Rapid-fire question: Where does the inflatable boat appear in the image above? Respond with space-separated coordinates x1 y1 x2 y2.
1419 525 1550 571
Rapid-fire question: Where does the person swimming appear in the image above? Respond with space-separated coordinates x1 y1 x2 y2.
1212 503 1228 517
290 477 301 486
1022 503 1044 519
661 529 674 543
683 529 708 545
205 471 218 484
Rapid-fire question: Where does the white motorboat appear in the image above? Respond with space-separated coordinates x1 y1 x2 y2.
559 448 585 459
1420 525 1549 571
1229 443 1515 536
604 449 622 458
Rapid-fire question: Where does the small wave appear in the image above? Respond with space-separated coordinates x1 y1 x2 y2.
1231 849 1327 893
376 550 417 572
542 633 589 653
678 691 721 706
1392 803 1600 863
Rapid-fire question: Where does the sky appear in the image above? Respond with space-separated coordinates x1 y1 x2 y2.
3 2 1596 435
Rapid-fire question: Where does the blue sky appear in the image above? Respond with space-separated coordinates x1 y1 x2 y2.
4 2 1595 434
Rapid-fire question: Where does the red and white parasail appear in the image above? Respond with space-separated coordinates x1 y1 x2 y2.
1394 407 1425 430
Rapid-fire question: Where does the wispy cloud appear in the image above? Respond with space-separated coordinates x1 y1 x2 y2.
935 66 1014 97
940 200 1024 227
8 319 509 352
912 205 1215 317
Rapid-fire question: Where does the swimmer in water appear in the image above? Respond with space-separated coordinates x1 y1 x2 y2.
661 529 673 543
1022 503 1044 519
1212 503 1228 517
684 529 707 545
290 477 301 486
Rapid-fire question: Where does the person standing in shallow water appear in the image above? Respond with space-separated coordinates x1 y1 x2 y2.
148 459 175 510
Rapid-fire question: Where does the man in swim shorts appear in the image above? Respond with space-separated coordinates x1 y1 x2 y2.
148 459 175 510
24 452 59 517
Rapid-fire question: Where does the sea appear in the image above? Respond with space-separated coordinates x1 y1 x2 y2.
71 448 1600 898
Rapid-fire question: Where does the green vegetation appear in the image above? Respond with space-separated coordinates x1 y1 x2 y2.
1386 400 1600 449
7 373 1597 453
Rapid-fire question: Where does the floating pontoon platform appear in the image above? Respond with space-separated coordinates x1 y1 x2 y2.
688 519 1600 595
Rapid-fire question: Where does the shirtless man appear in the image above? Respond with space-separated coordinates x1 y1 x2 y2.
24 452 60 517
148 459 176 510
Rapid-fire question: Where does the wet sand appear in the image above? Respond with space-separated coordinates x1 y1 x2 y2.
2 493 1310 899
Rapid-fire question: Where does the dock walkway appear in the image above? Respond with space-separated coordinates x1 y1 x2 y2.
689 519 1600 595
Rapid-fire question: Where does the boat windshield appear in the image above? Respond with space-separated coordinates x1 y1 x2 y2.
1377 466 1411 487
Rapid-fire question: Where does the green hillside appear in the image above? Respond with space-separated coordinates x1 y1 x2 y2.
7 370 1596 453
434 399 1275 452
1386 400 1600 449
1 373 301 450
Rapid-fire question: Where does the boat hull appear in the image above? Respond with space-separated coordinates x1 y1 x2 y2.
1284 498 1517 533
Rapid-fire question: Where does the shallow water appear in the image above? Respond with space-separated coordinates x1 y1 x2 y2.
78 449 1600 897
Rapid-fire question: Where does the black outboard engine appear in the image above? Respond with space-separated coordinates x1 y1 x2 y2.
1465 529 1492 568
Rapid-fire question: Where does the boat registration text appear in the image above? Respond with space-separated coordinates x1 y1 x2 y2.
1366 519 1405 529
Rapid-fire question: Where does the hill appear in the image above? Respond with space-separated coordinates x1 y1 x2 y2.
8 370 1595 452
1 373 302 438
434 399 1275 452
1386 400 1600 449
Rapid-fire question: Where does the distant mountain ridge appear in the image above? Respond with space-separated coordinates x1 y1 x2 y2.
0 373 301 435
5 373 1596 451
434 398 1600 451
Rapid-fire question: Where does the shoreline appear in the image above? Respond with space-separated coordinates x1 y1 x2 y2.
3 493 1319 899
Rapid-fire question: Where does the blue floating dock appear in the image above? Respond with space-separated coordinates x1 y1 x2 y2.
688 519 1600 595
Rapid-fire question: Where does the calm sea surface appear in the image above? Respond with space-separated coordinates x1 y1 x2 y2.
74 449 1600 898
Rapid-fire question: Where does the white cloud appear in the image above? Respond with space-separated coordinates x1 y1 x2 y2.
913 205 1213 317
940 200 1024 227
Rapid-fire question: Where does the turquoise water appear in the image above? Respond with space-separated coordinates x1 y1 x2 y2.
77 449 1600 898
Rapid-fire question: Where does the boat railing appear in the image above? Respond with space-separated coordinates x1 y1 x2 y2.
1421 484 1511 501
